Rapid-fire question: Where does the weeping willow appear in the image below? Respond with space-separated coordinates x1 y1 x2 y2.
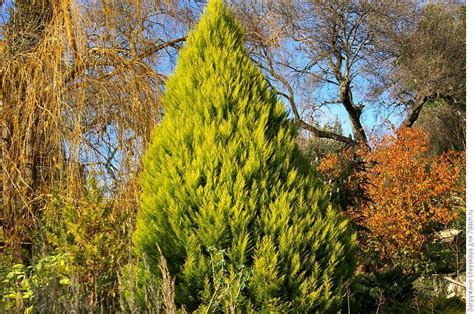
0 0 190 260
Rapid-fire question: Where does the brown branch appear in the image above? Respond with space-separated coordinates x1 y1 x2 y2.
275 90 357 147
299 119 357 146
443 276 466 288
135 36 187 60
399 96 429 128
256 47 357 147
400 93 456 129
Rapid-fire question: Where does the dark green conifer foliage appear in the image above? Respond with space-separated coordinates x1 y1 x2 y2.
134 0 356 311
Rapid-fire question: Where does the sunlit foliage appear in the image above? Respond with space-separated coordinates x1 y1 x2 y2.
134 0 355 311
352 128 465 263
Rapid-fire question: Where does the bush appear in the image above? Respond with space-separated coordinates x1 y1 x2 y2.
347 267 418 313
133 0 356 311
43 177 130 312
1 253 71 313
350 127 465 265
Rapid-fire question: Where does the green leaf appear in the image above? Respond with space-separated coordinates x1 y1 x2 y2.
23 290 33 299
59 277 71 285
21 278 30 290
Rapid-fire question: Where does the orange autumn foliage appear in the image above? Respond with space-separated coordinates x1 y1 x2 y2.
351 128 465 261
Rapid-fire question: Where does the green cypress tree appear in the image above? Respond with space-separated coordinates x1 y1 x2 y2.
134 0 356 311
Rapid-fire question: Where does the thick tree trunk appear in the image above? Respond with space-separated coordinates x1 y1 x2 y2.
339 81 369 148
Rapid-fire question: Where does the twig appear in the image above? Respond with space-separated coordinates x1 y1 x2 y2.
443 276 466 288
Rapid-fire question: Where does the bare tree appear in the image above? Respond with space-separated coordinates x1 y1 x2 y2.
229 0 465 149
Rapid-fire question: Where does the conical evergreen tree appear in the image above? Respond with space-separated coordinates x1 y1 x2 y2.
134 0 356 311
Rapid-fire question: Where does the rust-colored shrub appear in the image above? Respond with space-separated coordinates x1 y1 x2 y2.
351 128 465 262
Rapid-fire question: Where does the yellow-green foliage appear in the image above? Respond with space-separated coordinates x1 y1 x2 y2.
134 0 356 311
46 178 129 308
1 254 71 313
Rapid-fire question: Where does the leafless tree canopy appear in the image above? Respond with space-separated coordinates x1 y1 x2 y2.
229 0 465 147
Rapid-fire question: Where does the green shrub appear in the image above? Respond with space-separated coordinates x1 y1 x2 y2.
133 0 356 311
44 177 130 312
412 275 466 314
348 267 418 313
1 253 71 313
